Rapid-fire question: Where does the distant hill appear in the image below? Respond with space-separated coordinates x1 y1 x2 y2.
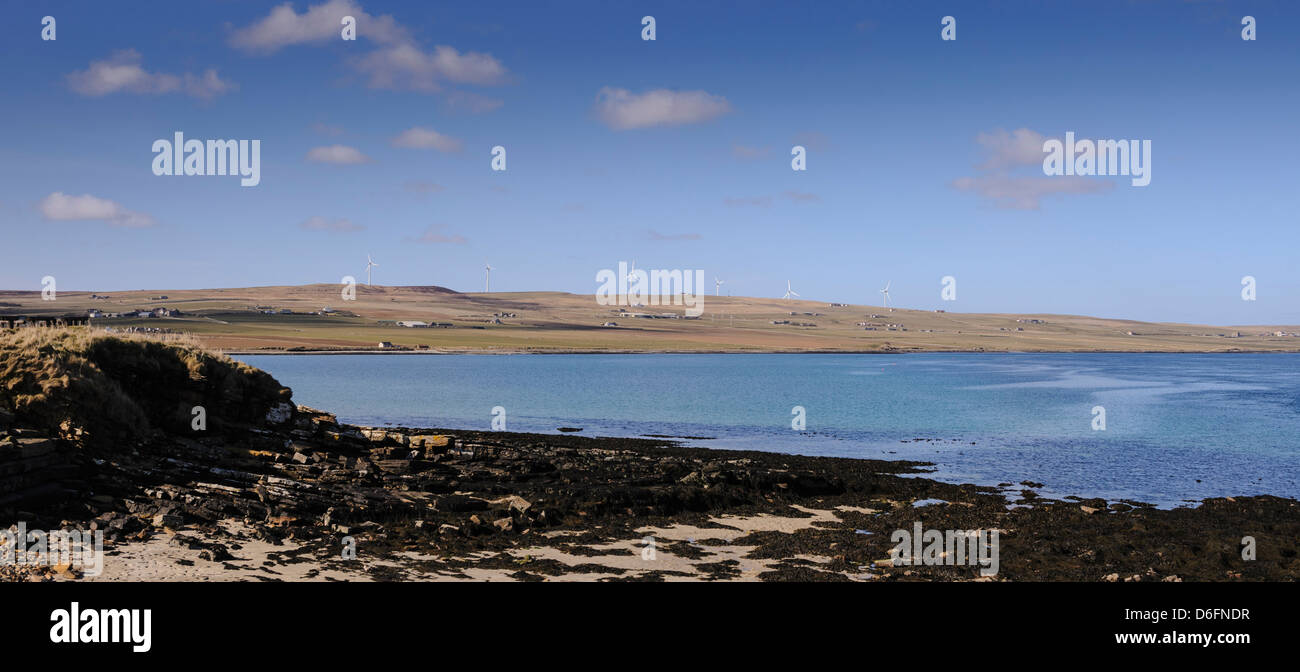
2 284 1298 353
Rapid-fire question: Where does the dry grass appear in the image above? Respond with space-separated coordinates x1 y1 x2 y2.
4 284 1297 352
0 327 288 444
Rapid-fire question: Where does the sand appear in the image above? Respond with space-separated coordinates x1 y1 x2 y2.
77 506 870 582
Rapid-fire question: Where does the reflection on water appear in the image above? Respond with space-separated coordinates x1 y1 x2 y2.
236 352 1300 508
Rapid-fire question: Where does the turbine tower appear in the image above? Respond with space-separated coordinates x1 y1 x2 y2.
783 280 799 300
365 254 378 286
880 281 892 311
714 277 725 296
484 262 493 293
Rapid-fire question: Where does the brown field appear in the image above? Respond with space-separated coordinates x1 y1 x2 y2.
2 284 1298 353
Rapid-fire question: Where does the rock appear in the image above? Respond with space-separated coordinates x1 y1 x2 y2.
375 459 411 474
438 524 460 536
265 402 294 425
197 547 232 562
153 512 183 528
1103 573 1119 582
493 517 513 532
11 438 55 459
786 472 843 496
285 440 315 454
489 495 532 515
291 452 311 464
435 495 488 512
413 435 452 451
1080 505 1099 515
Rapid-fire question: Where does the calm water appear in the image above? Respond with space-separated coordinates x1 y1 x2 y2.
235 353 1300 507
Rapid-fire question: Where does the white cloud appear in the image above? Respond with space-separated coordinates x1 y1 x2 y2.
229 0 407 52
352 43 507 92
181 69 237 99
409 224 466 244
953 128 1116 209
300 216 364 232
38 192 155 228
974 128 1051 171
951 175 1114 210
230 1 507 101
594 87 731 130
390 127 463 152
305 145 372 164
66 50 235 100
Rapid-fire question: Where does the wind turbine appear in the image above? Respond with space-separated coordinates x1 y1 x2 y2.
714 277 725 296
879 281 892 311
783 280 799 300
627 260 637 283
365 254 378 286
484 262 493 293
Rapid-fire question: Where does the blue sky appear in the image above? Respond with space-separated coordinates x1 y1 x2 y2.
1 0 1297 324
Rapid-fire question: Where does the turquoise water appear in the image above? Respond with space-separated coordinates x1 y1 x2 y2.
236 353 1300 507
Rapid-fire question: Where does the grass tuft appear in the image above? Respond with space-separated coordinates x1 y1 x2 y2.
0 327 290 444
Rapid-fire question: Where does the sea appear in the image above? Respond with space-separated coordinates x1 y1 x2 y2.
235 352 1300 508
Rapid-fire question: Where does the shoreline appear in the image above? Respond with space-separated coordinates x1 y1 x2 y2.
224 348 1300 356
11 411 1298 582
5 330 1297 582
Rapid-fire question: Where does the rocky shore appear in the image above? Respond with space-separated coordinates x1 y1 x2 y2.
2 330 1297 581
